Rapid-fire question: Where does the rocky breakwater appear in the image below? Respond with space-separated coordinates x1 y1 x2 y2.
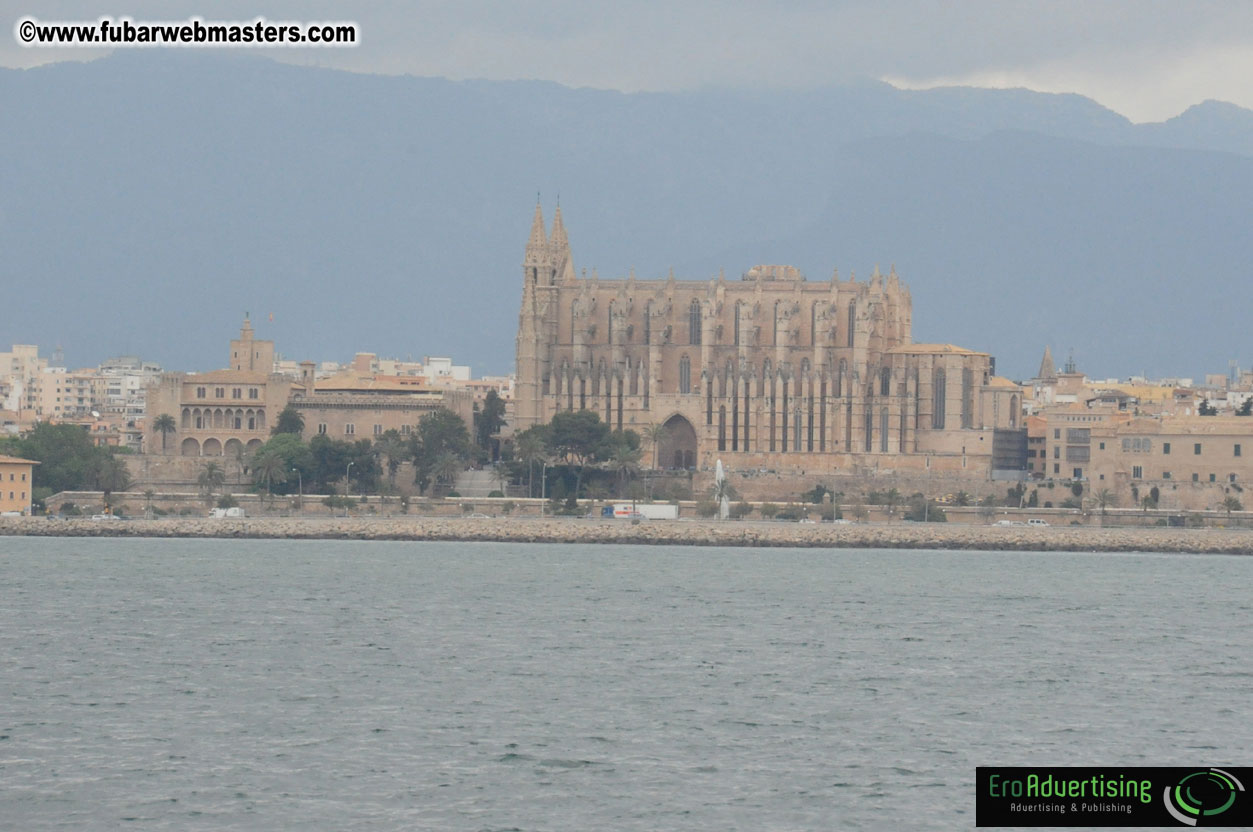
2 516 1252 554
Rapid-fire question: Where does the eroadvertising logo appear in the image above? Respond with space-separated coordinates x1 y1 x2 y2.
976 767 1251 827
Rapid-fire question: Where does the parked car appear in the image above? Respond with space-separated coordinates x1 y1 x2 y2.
1027 518 1050 527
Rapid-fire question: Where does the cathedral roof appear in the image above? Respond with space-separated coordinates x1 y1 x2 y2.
886 343 986 356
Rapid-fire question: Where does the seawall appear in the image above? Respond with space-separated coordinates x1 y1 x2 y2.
2 516 1251 554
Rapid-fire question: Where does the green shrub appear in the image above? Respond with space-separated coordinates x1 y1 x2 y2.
488 490 505 498
759 502 780 519
776 504 808 521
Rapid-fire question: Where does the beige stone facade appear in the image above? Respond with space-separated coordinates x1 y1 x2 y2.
145 319 295 457
145 320 475 457
289 371 473 442
514 204 1025 478
1087 416 1253 510
0 455 37 515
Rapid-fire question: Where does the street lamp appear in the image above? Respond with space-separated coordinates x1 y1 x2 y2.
292 468 302 508
345 461 355 496
540 460 548 517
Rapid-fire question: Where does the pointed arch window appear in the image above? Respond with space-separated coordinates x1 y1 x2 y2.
679 355 691 394
734 301 742 346
880 367 891 397
607 301 614 345
932 368 947 429
773 301 781 346
644 301 652 345
961 367 974 429
689 300 702 345
847 302 856 347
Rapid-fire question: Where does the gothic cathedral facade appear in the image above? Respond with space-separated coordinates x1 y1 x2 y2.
515 204 1025 477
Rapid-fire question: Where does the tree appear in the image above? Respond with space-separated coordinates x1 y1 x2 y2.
152 413 177 452
1095 488 1116 515
642 423 670 470
709 477 738 518
549 409 610 499
91 454 132 508
410 408 472 494
473 390 507 451
1239 398 1253 416
272 405 305 436
197 461 225 498
251 450 289 496
1 422 114 494
883 487 902 517
606 443 642 495
374 429 409 485
513 425 551 498
431 453 465 491
1199 399 1217 416
953 491 972 507
1222 495 1243 518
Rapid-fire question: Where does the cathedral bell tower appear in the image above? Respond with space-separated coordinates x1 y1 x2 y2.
516 201 563 427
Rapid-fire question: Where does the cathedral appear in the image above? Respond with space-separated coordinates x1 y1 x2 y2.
515 204 1026 478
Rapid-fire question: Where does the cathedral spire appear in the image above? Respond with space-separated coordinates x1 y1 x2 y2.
526 199 547 258
550 202 569 253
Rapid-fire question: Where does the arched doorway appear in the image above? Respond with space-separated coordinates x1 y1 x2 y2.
659 414 698 469
180 437 201 457
202 437 223 456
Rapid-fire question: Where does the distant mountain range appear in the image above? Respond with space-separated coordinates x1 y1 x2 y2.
2 52 1250 379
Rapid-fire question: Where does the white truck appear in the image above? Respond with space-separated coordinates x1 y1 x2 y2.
601 502 679 520
209 507 246 518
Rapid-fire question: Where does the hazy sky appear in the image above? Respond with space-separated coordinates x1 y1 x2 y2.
5 1 1252 122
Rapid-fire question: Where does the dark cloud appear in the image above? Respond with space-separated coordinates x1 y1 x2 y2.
5 0 1251 119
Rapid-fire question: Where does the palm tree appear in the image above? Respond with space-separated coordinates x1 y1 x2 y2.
515 430 548 498
1095 489 1116 515
432 453 464 494
152 413 176 453
375 430 408 485
93 455 132 510
642 423 669 470
197 461 225 498
252 450 288 496
607 445 642 496
143 489 156 519
709 477 738 519
883 487 902 517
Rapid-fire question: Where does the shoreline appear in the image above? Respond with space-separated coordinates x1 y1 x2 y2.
3 516 1252 554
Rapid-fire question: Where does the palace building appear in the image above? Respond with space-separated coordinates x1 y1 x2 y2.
515 204 1026 479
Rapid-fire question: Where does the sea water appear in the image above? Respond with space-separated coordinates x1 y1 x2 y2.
2 538 1249 830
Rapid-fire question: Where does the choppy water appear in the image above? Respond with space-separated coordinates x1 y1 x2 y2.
1 539 1250 830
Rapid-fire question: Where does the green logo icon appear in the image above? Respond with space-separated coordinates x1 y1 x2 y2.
1164 768 1244 826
